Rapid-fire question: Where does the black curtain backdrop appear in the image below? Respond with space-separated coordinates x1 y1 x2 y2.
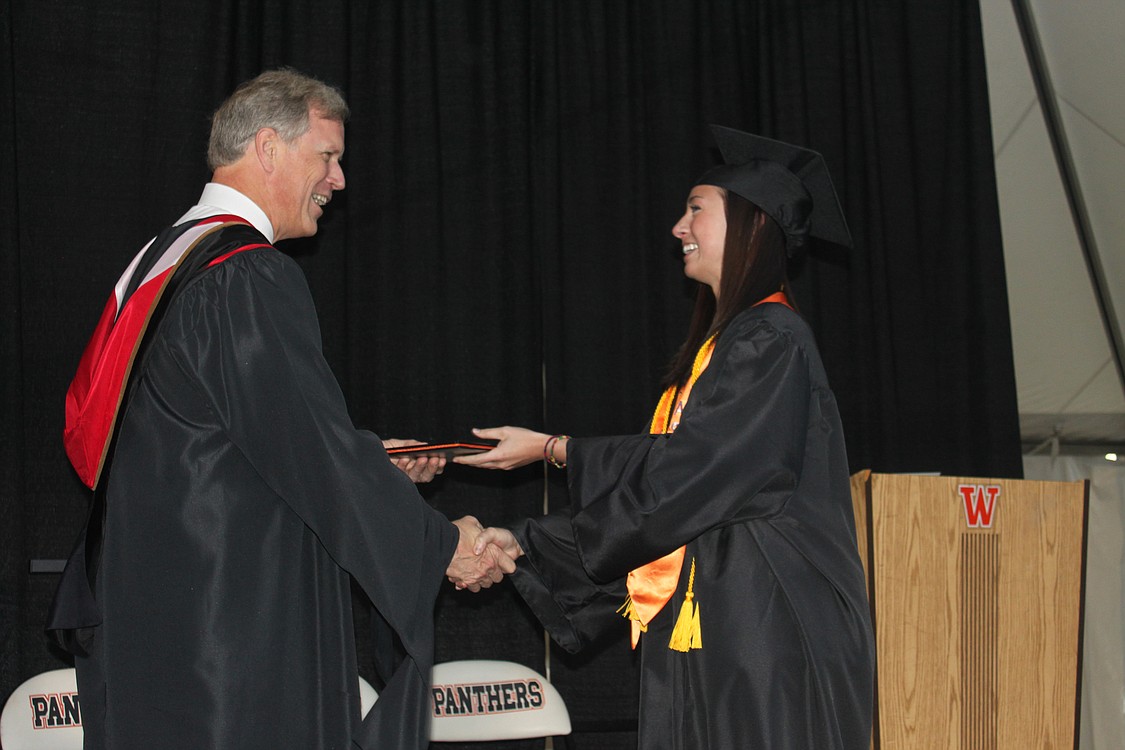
1 1 1021 747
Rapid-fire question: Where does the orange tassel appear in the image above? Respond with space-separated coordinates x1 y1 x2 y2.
668 558 702 652
616 593 637 622
617 593 648 649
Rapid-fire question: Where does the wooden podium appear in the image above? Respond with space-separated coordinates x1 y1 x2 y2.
850 472 1088 749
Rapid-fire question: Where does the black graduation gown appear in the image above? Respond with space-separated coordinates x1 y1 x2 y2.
508 303 874 749
74 245 457 749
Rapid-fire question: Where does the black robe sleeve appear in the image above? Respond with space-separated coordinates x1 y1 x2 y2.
569 310 812 579
508 511 629 652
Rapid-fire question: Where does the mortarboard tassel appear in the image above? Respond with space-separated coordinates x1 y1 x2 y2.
668 557 702 652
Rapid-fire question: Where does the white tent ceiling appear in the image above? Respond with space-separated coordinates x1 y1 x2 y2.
980 0 1125 452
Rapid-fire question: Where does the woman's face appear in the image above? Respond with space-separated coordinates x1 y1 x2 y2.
671 184 727 298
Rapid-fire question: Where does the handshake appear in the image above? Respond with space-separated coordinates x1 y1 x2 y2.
382 434 538 592
445 516 526 592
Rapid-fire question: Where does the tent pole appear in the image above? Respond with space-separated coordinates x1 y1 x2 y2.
1009 0 1125 395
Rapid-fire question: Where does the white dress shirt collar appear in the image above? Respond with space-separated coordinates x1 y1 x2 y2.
176 183 275 243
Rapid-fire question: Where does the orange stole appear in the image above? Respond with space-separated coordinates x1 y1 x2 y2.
619 291 790 651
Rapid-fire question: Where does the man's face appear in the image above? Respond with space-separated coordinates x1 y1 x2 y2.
270 111 345 241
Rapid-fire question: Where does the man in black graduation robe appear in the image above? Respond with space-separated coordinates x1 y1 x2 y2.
48 69 498 749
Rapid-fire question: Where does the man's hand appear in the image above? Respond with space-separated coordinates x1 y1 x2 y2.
446 516 517 592
383 438 446 483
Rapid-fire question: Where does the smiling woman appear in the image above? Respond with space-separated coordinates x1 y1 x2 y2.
456 127 876 750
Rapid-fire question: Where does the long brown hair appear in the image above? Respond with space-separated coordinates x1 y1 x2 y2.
662 189 790 389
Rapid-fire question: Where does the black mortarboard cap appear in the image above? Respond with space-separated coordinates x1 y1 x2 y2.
697 125 852 252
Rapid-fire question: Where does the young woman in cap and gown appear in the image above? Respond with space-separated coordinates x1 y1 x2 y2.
457 126 875 749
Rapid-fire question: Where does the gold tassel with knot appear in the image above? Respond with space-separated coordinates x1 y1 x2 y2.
668 557 702 652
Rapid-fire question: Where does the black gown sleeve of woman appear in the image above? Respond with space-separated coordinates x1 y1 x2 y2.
508 303 875 750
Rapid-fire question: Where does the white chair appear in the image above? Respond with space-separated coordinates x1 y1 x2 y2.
3 670 378 749
4 662 570 747
429 659 571 742
0 668 84 750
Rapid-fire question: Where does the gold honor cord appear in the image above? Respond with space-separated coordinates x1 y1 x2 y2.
618 291 792 652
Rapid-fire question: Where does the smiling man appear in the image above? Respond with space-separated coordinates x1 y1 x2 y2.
47 69 502 750
203 73 346 242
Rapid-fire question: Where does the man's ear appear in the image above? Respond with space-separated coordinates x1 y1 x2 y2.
254 127 280 173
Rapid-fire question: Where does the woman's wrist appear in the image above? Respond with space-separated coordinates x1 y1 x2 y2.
543 434 570 468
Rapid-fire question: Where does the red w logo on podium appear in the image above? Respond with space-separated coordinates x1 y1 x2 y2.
958 484 1000 528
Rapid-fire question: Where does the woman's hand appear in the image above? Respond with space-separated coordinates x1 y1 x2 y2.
474 526 525 561
452 426 552 470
